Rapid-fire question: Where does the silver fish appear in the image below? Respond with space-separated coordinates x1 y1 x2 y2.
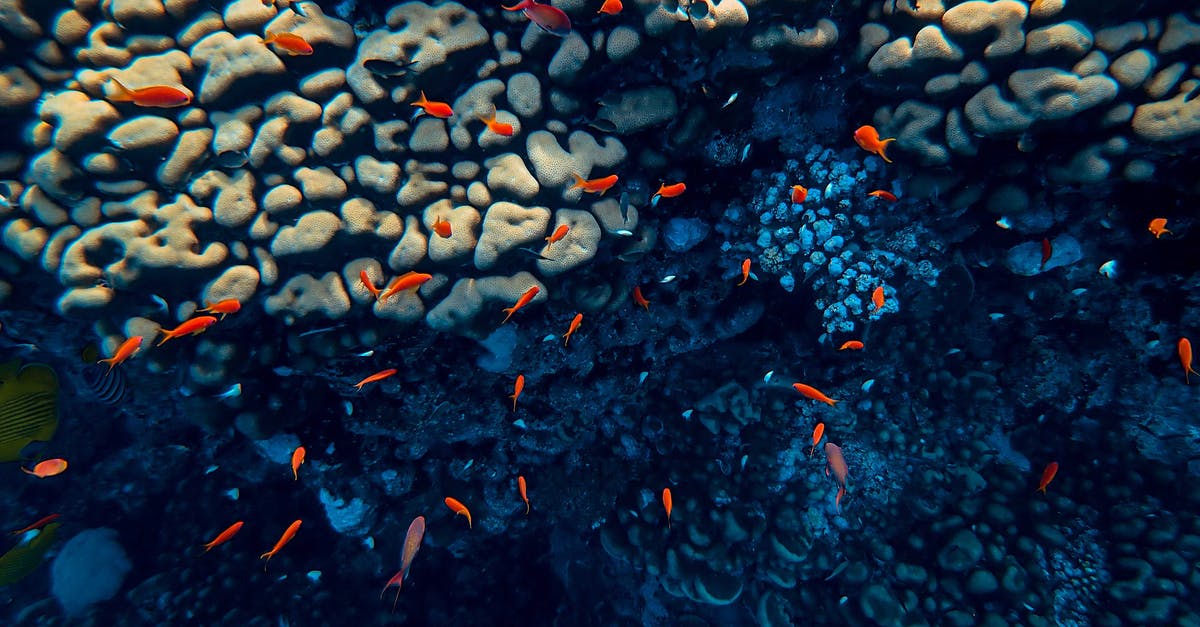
354 350 374 357
516 247 553 261
740 143 752 163
215 383 242 399
722 92 739 109
619 191 630 223
659 275 676 284
362 58 419 77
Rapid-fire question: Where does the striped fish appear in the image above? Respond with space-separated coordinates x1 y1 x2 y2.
0 360 59 463
79 344 129 406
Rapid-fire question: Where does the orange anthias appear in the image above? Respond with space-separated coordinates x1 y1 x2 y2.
479 111 514 136
545 224 570 249
261 31 313 55
411 91 454 119
98 336 143 374
1037 462 1059 494
510 374 525 411
662 488 673 529
792 382 839 406
871 286 885 312
199 299 241 319
106 78 192 107
598 0 623 14
737 258 751 286
563 313 583 346
291 446 306 481
158 316 219 346
809 422 825 457
381 516 426 610
201 521 244 553
853 125 895 163
867 190 897 202
9 513 60 535
569 173 619 195
360 270 382 300
1179 338 1199 384
791 185 808 204
824 443 849 513
21 458 68 478
355 368 398 390
652 182 686 202
633 286 650 311
380 272 433 303
838 340 864 351
431 215 452 238
260 519 302 571
1149 218 1170 238
518 475 530 515
1041 238 1052 270
501 286 540 324
444 497 472 529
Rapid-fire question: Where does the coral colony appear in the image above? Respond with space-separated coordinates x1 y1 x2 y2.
1 0 1199 625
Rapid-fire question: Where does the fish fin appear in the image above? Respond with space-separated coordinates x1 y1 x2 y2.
879 138 895 163
106 77 133 102
569 173 586 191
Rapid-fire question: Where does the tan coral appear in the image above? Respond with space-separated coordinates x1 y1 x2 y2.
271 210 341 256
189 170 258 227
426 271 546 337
474 201 550 270
158 128 213 187
190 32 286 104
388 215 429 272
340 197 403 239
423 199 479 263
941 0 1028 59
203 264 260 305
525 131 626 198
536 209 601 277
264 271 352 321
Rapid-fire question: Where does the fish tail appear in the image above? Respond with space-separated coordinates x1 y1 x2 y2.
107 76 133 101
879 138 895 163
569 173 586 190
156 330 174 347
500 308 515 324
414 90 428 107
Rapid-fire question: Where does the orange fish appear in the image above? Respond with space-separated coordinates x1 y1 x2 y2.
355 368 398 390
1179 338 1200 384
21 458 68 478
853 125 895 163
652 182 686 202
867 190 897 202
431 215 452 238
545 224 570 248
598 0 623 14
479 111 514 136
501 286 540 324
106 77 192 108
158 315 219 347
871 286 885 312
563 313 583 346
810 422 825 457
444 497 472 529
792 382 839 406
633 286 650 311
510 374 525 411
1036 461 1059 494
98 336 143 374
381 516 426 610
569 173 619 195
201 521 244 553
737 258 751 287
380 272 433 303
838 340 864 351
360 270 382 300
518 475 530 515
791 185 808 204
824 442 849 512
9 513 60 536
291 446 306 481
260 519 302 570
411 91 454 119
1149 218 1170 238
662 488 673 529
1041 238 1052 270
198 299 241 319
261 31 313 55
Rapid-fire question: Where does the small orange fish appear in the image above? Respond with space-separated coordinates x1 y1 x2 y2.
824 442 849 513
21 458 68 478
291 446 306 481
1149 218 1170 238
598 0 622 14
792 382 839 406
737 258 751 286
791 185 808 204
1036 461 1058 494
501 286 540 324
518 475 530 515
510 374 525 411
360 270 382 300
158 316 219 347
569 173 619 195
260 519 302 570
867 190 897 202
838 340 864 351
380 272 433 303
1179 338 1200 384
479 111 514 136
106 77 192 108
411 91 454 119
662 488 673 529
431 215 452 238
201 521 244 553
355 368 398 390
633 286 650 311
1041 238 1052 270
652 182 686 202
381 516 426 610
9 513 60 536
853 125 895 163
444 497 472 529
810 422 825 457
261 31 313 55
563 313 583 346
98 336 143 375
198 299 241 319
871 286 885 312
545 224 570 248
